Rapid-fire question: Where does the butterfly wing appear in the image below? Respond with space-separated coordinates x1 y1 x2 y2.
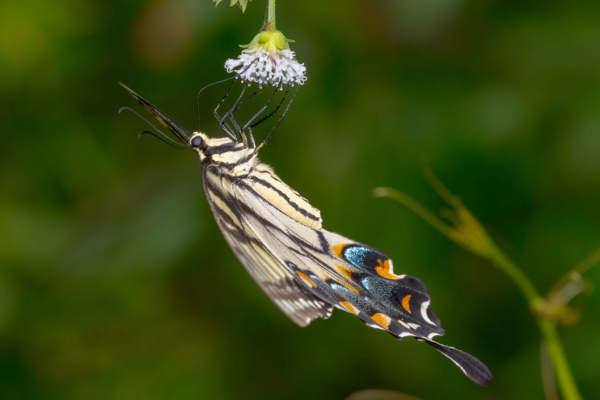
317 230 492 386
224 165 492 387
202 165 334 326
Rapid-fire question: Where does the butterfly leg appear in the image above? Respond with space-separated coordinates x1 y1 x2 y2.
213 79 239 141
197 75 236 133
258 84 299 150
248 84 292 150
229 114 248 147
242 83 282 148
223 87 260 144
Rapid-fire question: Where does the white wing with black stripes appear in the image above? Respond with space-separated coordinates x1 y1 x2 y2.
202 160 333 326
201 146 491 386
120 83 493 388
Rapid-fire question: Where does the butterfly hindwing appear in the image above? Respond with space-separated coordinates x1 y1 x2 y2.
426 340 493 386
321 232 446 338
230 167 492 386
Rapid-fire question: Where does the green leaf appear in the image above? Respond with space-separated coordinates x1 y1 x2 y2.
228 0 249 12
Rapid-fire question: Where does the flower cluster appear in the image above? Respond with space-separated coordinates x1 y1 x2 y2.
224 29 307 88
225 49 306 88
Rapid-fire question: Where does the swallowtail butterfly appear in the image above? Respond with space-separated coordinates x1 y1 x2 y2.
120 83 493 386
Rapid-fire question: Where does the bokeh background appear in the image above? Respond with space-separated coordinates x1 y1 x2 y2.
1 0 599 399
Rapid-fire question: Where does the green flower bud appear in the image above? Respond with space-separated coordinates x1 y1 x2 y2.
243 29 292 54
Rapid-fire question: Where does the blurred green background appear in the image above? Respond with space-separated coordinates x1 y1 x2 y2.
1 0 599 399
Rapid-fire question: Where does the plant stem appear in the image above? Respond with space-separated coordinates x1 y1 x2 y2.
487 245 540 306
268 0 276 30
487 244 582 400
377 181 584 399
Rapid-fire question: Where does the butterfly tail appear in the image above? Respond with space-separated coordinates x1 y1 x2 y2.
425 340 493 387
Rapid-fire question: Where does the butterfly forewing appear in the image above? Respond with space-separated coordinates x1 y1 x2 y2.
203 165 333 326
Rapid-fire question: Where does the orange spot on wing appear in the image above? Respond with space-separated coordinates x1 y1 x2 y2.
371 313 391 329
338 265 353 280
332 243 346 258
296 271 316 287
336 265 359 294
402 294 412 313
376 259 400 280
340 301 358 315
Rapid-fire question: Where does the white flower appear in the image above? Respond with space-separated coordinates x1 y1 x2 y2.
225 48 306 87
224 29 306 88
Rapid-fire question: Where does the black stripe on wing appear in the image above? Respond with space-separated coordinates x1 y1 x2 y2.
202 168 334 327
248 176 321 223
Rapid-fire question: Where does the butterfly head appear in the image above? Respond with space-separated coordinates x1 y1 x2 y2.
119 82 258 178
119 83 249 163
188 132 211 161
189 132 258 175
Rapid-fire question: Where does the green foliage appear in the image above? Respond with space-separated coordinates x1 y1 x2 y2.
376 164 595 400
215 0 252 13
0 0 599 399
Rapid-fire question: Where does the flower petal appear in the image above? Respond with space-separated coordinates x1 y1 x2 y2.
224 49 306 87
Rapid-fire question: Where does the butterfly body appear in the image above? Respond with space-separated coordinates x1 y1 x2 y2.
120 83 493 387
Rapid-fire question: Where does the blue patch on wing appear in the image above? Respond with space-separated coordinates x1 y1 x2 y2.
342 245 389 272
343 246 370 268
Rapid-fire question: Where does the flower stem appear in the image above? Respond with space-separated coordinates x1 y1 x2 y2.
486 244 582 400
376 181 584 399
267 0 276 30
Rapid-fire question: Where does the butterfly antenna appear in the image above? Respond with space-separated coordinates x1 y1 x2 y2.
258 85 299 150
138 131 187 149
197 76 237 132
119 107 188 148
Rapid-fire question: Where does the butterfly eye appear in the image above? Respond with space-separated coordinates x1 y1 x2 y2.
191 136 203 147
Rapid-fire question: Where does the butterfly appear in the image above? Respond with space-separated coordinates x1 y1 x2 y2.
120 82 493 386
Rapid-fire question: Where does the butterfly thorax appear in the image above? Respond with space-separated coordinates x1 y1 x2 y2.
192 133 258 178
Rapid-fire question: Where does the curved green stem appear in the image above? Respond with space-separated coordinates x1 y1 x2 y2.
376 183 583 399
486 245 540 307
487 245 582 400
